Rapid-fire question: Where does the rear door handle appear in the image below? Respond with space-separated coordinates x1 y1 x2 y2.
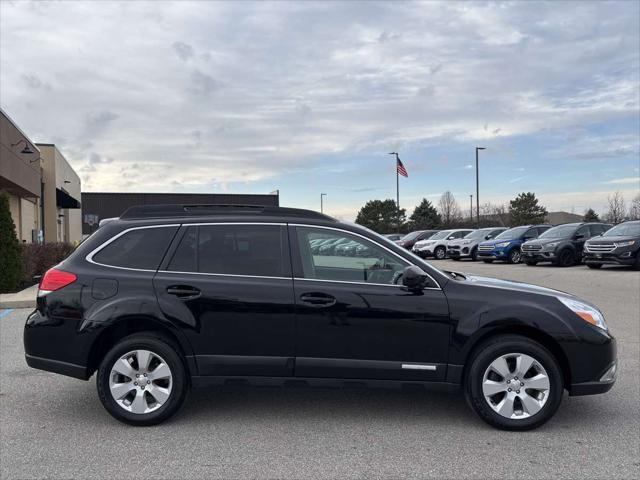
166 285 201 299
300 292 337 307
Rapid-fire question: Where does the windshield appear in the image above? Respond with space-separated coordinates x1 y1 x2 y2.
603 223 640 237
430 230 452 240
495 226 529 240
465 229 493 239
539 224 577 239
400 231 424 241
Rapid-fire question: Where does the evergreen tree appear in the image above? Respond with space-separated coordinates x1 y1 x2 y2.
355 199 406 233
408 198 441 230
0 191 23 292
509 192 548 226
583 208 600 222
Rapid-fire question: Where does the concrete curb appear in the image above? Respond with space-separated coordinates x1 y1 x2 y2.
0 284 38 309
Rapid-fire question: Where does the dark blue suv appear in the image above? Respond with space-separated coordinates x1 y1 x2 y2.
477 225 551 264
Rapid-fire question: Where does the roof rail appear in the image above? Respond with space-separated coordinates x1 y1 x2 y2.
120 204 335 221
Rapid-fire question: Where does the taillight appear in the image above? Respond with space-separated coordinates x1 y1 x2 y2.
39 268 77 292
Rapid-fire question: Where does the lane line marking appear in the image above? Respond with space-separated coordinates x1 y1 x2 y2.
0 309 15 319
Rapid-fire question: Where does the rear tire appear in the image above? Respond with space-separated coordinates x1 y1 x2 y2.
465 334 563 431
587 263 602 269
97 334 188 426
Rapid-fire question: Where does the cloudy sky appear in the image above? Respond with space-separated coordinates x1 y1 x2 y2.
1 0 639 219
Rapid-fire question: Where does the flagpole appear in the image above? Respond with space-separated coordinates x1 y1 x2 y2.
396 157 400 234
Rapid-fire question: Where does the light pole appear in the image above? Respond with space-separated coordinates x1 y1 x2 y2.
320 193 326 213
475 147 486 227
470 194 473 221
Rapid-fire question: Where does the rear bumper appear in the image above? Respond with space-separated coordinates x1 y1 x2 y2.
25 354 89 380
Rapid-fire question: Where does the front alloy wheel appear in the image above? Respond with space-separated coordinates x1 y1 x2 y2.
465 334 563 430
435 246 446 260
508 249 522 264
482 353 550 419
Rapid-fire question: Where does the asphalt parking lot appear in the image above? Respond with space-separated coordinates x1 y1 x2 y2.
1 260 638 479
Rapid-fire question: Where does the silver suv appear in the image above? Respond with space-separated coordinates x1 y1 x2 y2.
447 227 507 261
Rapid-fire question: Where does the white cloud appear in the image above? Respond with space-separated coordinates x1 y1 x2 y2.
0 0 638 196
605 177 640 185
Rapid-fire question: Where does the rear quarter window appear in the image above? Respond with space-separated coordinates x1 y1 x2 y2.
91 226 178 270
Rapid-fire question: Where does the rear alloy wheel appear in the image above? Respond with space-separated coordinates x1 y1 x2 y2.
434 246 447 260
558 249 575 267
465 335 563 430
97 334 188 426
508 249 522 264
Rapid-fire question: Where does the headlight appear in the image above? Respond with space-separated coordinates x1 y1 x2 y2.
615 240 636 247
462 240 472 245
558 296 607 331
495 241 510 248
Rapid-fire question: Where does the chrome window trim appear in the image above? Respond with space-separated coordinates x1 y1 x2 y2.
85 221 443 290
290 223 442 290
157 270 292 281
85 224 180 272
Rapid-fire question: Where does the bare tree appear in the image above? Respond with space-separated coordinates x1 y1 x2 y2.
629 193 640 221
438 191 462 227
480 202 510 227
605 191 626 224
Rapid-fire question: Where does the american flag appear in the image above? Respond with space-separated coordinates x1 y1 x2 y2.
397 158 408 177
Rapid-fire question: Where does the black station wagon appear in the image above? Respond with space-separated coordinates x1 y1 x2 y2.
24 205 617 430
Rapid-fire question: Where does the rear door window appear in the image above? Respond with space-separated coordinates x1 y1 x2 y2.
167 224 289 277
92 226 178 270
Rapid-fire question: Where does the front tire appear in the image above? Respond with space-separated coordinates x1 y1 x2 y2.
97 334 188 426
587 263 602 269
525 260 538 266
465 334 563 431
482 259 494 264
470 247 478 261
507 248 522 264
557 249 575 267
434 246 446 260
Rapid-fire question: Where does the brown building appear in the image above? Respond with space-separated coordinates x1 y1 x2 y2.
0 109 41 242
81 191 280 235
0 108 82 244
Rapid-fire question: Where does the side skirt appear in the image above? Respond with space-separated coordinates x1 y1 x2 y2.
190 375 461 393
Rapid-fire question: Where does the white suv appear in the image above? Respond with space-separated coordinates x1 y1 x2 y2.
412 229 474 259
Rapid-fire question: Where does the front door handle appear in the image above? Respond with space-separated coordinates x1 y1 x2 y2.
166 285 201 299
300 292 337 307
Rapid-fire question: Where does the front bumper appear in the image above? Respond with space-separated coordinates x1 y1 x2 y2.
522 250 557 262
583 252 637 266
412 248 433 258
477 249 508 260
570 360 617 396
447 248 471 258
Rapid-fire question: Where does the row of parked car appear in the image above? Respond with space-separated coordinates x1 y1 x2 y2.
385 220 640 269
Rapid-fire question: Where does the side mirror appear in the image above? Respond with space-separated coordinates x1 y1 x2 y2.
402 265 428 291
447 236 455 240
